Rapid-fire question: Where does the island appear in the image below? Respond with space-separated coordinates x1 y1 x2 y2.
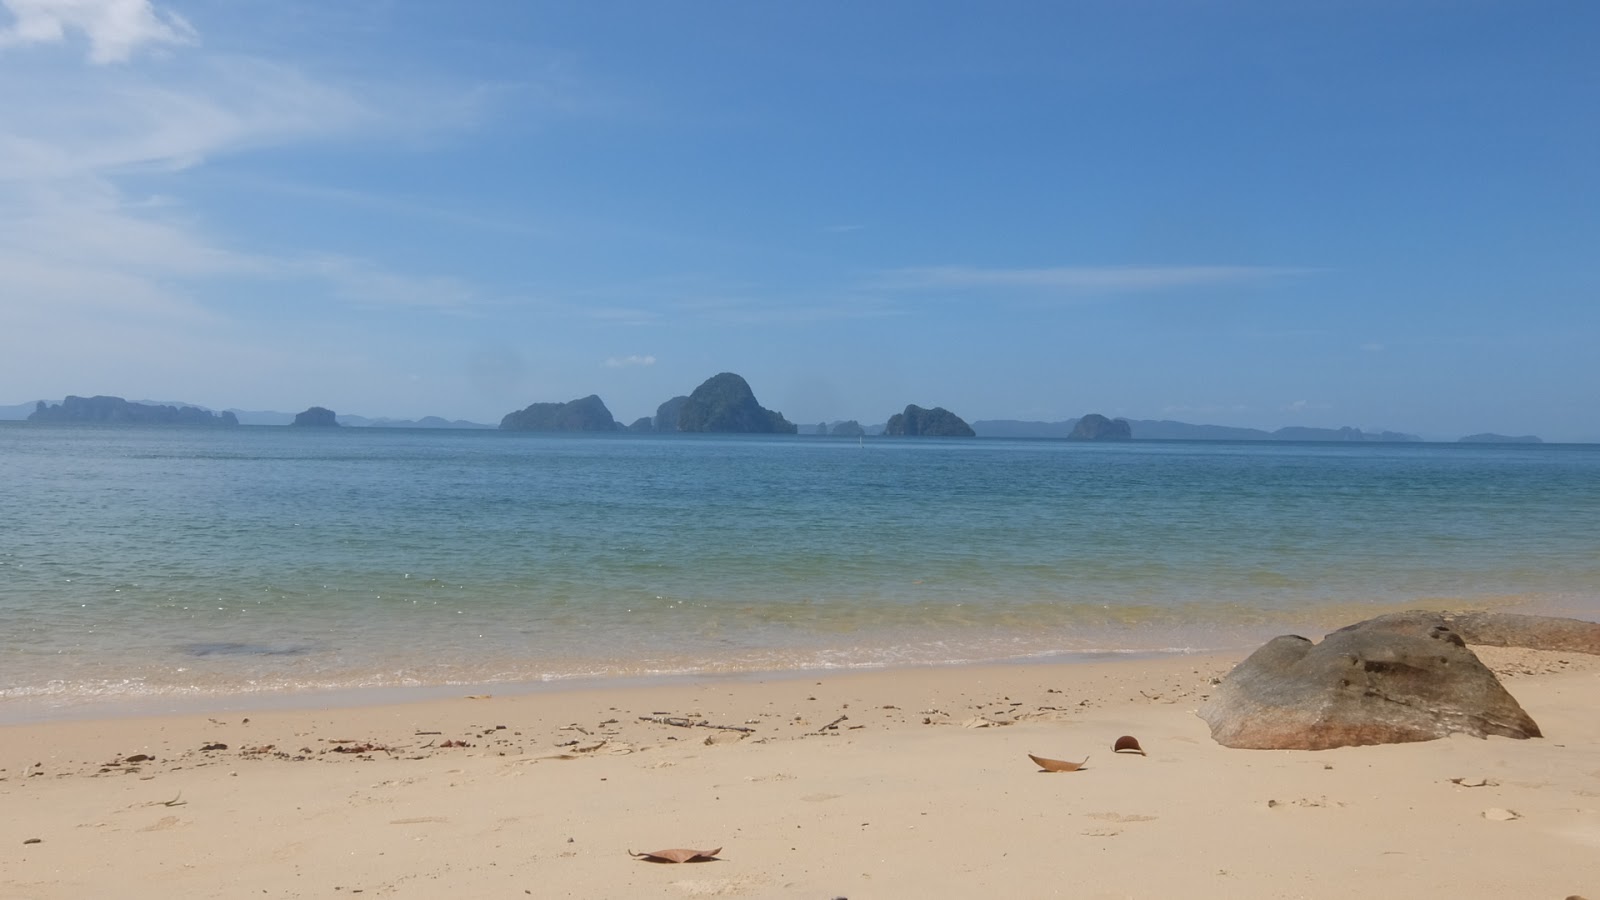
291 407 339 427
1458 433 1543 444
653 396 689 432
28 396 238 426
675 373 797 434
829 420 866 437
1067 413 1132 441
882 405 975 437
499 395 620 431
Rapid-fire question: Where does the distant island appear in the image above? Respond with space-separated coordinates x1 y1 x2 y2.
292 407 339 427
1067 413 1132 441
675 373 796 434
0 390 1550 444
882 404 975 437
1458 433 1543 444
28 396 237 426
500 395 620 432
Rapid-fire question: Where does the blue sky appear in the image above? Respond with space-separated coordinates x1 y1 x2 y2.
2 1 1595 439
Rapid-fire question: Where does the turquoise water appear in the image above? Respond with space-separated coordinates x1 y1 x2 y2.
3 423 1598 717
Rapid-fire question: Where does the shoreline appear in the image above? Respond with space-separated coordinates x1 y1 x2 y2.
0 644 1249 728
5 646 1598 898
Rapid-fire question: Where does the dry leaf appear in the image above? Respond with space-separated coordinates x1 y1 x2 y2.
1482 808 1520 821
628 847 722 863
1450 777 1498 788
1112 735 1145 755
1028 753 1089 772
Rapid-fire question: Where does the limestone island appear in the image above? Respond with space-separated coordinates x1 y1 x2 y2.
652 395 689 432
882 404 975 437
674 373 796 434
29 396 238 426
1068 413 1133 441
500 395 620 432
291 407 340 427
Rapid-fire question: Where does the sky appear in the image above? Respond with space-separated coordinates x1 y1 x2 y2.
1 1 1596 440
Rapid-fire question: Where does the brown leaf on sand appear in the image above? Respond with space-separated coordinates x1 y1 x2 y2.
1113 735 1146 755
628 847 722 863
1028 753 1089 772
1449 777 1498 788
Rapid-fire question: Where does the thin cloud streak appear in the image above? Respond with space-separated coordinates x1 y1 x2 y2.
604 354 656 368
879 264 1312 292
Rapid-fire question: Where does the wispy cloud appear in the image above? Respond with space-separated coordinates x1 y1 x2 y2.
0 0 195 64
604 354 657 368
878 264 1309 293
295 256 483 313
1284 399 1331 414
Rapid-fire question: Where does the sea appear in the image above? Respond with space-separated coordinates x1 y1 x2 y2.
3 423 1597 722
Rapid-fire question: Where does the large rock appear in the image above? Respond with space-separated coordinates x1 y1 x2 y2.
1198 618 1541 750
1342 610 1600 656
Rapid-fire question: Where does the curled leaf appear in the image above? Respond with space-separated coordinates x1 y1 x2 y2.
1112 735 1146 755
1028 753 1088 772
628 847 722 863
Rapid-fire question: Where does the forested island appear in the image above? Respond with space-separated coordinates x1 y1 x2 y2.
28 396 237 426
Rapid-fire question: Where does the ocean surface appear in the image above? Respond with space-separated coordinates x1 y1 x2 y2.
3 423 1598 721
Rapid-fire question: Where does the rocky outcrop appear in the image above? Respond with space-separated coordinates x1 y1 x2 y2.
675 374 796 434
829 420 865 437
292 407 339 427
499 395 620 432
29 396 238 426
1067 413 1131 441
882 405 975 437
1341 610 1600 656
653 396 688 432
1198 616 1542 750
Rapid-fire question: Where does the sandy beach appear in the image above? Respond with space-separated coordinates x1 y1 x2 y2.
4 647 1598 899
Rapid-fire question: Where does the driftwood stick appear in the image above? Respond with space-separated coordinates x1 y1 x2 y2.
636 716 756 733
696 722 756 733
814 714 848 734
638 715 696 728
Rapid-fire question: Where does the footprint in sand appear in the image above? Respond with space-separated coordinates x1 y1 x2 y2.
139 815 182 832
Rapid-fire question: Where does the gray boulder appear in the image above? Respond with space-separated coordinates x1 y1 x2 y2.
1341 610 1600 656
1198 618 1541 750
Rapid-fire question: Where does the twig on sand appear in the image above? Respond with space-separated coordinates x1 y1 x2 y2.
813 714 848 735
637 716 756 734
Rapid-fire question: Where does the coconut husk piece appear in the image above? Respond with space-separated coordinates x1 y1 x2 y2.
1113 735 1146 755
1028 753 1088 772
628 847 722 863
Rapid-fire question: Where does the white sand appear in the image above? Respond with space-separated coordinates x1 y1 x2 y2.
4 647 1598 898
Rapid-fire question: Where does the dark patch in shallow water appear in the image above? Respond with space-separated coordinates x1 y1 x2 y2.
181 642 315 658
